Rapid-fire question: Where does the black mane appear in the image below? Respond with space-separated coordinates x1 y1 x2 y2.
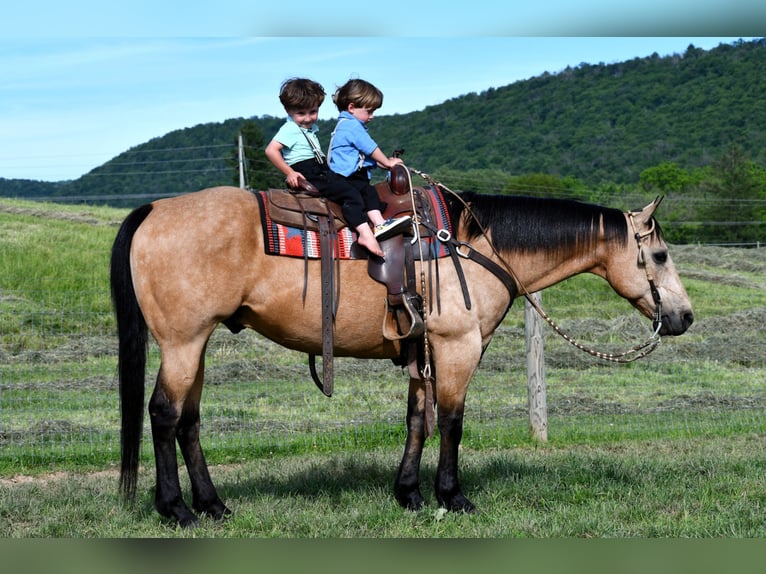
446 191 633 256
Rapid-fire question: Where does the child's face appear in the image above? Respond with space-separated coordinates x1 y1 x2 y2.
288 107 320 129
348 103 376 124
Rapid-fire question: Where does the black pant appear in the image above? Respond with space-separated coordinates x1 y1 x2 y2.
293 160 382 229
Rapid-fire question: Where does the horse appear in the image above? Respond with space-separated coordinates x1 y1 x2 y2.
110 184 693 527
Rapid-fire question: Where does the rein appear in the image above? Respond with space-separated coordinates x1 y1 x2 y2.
398 165 436 435
408 167 662 363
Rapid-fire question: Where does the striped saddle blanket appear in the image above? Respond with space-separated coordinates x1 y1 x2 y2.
255 185 453 260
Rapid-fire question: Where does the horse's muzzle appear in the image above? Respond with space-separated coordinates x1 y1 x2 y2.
658 309 694 336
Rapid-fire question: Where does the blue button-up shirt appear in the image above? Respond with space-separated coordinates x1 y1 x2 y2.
329 111 379 178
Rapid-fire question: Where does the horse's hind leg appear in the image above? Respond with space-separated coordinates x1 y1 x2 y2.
394 377 428 510
149 342 228 527
176 353 231 521
148 378 198 527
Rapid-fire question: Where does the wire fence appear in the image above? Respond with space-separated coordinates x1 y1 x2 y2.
2 276 764 473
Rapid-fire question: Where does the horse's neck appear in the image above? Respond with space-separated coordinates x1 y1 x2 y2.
501 245 605 293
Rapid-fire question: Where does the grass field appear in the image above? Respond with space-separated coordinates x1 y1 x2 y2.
1 196 765 537
2 435 766 537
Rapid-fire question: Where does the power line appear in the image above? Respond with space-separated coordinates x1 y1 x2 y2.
83 168 231 177
117 143 232 155
98 157 228 167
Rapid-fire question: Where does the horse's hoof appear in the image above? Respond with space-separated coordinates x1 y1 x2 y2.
195 499 232 521
405 498 425 512
177 513 201 529
395 489 425 511
438 493 477 514
158 499 200 528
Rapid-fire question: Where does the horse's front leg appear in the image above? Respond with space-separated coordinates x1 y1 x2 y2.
432 341 480 513
394 376 428 510
435 403 476 513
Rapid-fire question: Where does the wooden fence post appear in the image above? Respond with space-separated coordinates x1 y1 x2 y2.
525 291 548 441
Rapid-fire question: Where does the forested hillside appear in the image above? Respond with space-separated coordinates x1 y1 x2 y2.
1 38 765 243
373 39 766 181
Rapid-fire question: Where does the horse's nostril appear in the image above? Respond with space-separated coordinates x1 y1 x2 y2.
684 311 694 328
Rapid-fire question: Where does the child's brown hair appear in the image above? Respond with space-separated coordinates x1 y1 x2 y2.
332 79 383 112
278 78 326 111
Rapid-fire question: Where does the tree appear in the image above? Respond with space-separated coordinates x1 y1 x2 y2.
697 144 764 244
501 172 586 199
639 162 695 193
228 120 284 190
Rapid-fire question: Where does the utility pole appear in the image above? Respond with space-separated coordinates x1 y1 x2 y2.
238 133 246 189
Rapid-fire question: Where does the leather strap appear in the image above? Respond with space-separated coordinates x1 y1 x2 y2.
314 215 335 396
438 235 519 310
457 241 518 298
447 245 472 310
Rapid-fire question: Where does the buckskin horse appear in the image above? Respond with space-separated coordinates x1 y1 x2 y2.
110 180 693 527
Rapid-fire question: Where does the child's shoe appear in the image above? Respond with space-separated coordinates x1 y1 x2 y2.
373 215 412 241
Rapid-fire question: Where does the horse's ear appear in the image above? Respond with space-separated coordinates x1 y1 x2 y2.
635 195 664 220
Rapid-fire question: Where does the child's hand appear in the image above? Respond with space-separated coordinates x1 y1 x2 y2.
286 171 304 189
378 157 404 170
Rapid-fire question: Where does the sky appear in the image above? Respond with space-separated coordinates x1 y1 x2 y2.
1 2 763 182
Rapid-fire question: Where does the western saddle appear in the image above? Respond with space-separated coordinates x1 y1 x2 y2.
261 164 431 397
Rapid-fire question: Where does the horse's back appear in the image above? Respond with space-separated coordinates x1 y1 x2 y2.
149 185 258 226
137 185 260 242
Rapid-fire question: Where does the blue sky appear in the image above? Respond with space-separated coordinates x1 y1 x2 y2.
1 2 762 181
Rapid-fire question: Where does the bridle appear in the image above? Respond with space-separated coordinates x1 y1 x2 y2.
628 206 664 337
409 167 663 363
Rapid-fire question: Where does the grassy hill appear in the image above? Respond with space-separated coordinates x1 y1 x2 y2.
1 38 765 209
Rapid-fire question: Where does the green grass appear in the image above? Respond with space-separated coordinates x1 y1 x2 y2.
2 435 766 537
2 196 766 537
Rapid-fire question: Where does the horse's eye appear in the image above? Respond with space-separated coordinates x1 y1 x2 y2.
653 251 668 265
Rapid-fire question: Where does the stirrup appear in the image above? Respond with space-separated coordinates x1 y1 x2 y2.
381 295 425 341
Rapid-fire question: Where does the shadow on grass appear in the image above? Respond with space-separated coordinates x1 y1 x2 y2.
217 454 405 502
209 447 648 511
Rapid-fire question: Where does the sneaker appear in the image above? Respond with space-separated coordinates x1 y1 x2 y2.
373 216 412 241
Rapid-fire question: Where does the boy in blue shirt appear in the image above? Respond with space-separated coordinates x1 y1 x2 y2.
328 78 411 257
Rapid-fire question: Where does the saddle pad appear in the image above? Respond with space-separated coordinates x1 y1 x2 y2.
255 191 355 258
426 185 452 251
255 187 453 260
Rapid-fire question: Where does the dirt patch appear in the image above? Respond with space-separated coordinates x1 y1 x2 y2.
0 468 118 488
547 392 765 416
657 392 764 411
0 292 28 303
680 268 764 289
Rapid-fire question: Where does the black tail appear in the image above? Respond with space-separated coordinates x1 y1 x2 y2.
110 203 153 502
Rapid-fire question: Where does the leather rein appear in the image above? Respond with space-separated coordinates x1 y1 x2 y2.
411 168 663 363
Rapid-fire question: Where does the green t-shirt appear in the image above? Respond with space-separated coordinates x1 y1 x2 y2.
271 119 324 165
